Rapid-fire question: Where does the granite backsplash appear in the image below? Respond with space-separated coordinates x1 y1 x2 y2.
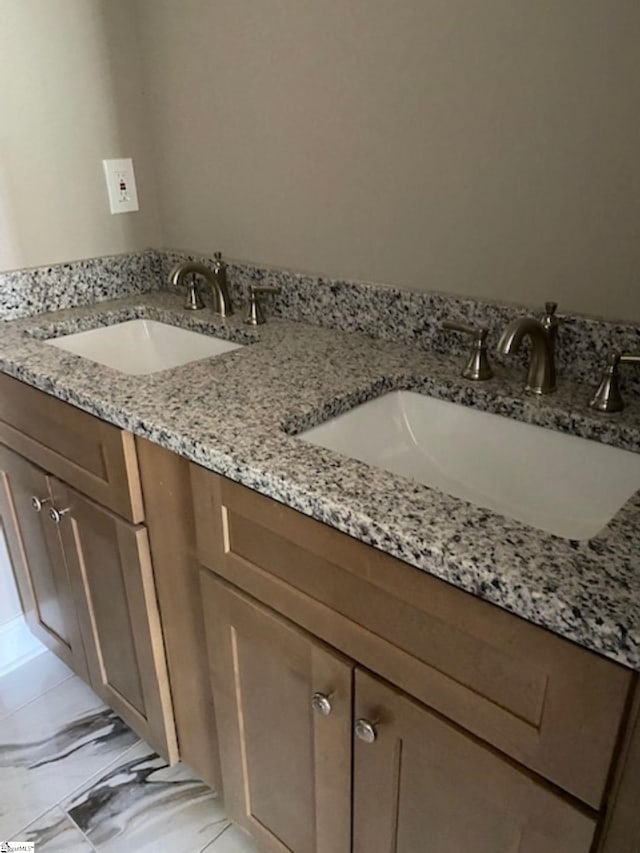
2 247 639 399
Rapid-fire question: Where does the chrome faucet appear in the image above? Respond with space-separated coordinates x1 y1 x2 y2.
169 258 233 318
497 313 557 395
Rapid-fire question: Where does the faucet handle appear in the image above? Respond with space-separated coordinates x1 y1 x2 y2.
244 285 282 326
213 250 225 271
184 274 205 311
442 321 493 381
542 301 560 344
589 350 640 413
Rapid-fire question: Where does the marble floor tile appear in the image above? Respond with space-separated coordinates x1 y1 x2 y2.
0 651 74 720
0 676 139 840
9 806 94 852
65 741 228 853
205 823 259 852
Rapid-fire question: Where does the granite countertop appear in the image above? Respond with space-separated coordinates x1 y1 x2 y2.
1 291 639 670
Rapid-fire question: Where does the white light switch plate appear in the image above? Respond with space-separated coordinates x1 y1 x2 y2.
102 158 139 214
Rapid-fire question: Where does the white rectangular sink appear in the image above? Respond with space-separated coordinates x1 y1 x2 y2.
47 319 243 375
298 390 640 540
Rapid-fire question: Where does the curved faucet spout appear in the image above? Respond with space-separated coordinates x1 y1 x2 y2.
169 261 233 318
497 317 556 394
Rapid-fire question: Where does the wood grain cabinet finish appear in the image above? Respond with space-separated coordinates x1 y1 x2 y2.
55 482 178 763
200 566 598 853
136 437 221 790
191 468 632 810
0 373 144 522
0 443 88 678
353 669 596 853
200 571 352 853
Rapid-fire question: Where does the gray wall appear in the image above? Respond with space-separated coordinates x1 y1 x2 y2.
0 0 160 271
1 1 639 322
136 0 640 322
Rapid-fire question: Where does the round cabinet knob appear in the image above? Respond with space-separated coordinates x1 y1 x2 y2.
355 718 378 744
31 496 50 512
48 506 70 525
311 692 333 716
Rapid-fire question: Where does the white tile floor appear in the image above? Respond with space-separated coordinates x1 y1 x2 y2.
0 651 257 852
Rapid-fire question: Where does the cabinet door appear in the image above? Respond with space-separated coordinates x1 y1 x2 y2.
0 444 87 677
353 669 596 853
201 571 352 853
53 480 177 762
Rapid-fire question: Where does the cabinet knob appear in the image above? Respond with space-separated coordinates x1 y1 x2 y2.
48 506 70 525
355 718 378 744
311 692 333 716
31 496 51 512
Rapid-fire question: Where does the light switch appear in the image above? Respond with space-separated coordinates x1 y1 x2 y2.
102 158 139 214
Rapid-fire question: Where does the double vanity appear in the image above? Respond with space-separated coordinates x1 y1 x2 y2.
1 281 640 852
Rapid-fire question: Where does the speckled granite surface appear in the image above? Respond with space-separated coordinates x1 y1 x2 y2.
0 251 158 321
156 249 640 399
4 247 640 398
1 290 640 670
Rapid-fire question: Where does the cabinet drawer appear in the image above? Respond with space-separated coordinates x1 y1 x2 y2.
192 468 633 810
0 373 143 522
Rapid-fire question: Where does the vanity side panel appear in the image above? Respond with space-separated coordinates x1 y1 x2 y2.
190 466 632 810
136 438 221 790
598 680 640 852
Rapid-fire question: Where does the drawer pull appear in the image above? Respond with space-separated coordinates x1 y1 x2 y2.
48 506 70 525
355 718 378 744
31 495 50 512
311 692 333 716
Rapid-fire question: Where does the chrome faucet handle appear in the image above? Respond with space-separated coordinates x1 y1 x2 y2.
589 350 640 413
442 321 494 381
244 285 282 326
184 274 205 311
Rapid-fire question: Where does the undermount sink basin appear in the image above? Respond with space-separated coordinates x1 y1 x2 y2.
46 319 243 375
298 391 640 540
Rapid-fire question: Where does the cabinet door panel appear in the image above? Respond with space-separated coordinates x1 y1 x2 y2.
0 444 87 677
201 571 352 853
55 481 177 762
353 669 596 853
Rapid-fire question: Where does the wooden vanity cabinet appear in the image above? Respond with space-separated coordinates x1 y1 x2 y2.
0 444 88 679
192 467 635 853
0 377 177 763
2 373 639 851
201 569 596 853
